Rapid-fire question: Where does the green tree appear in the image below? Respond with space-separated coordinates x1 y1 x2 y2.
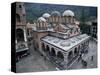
79 8 90 34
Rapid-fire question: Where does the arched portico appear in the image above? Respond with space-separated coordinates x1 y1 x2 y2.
74 47 78 56
51 48 56 57
68 51 73 61
57 51 64 62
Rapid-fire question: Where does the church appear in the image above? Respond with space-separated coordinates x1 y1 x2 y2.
31 10 90 69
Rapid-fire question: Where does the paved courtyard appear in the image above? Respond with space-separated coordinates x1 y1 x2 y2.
16 44 57 73
16 38 97 72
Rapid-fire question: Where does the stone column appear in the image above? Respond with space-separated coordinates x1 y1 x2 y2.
63 52 69 69
63 52 69 64
23 28 27 42
55 50 58 56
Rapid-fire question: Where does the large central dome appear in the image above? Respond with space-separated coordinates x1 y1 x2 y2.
63 10 74 17
51 11 61 16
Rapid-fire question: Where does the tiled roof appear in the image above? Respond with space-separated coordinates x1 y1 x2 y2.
41 34 90 52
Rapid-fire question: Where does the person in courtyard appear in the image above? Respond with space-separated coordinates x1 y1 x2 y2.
81 59 87 68
78 54 81 62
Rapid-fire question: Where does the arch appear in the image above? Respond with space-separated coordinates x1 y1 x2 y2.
16 14 20 22
42 43 45 51
57 51 64 62
19 5 22 8
46 45 49 51
46 45 50 54
68 51 73 60
51 48 56 57
16 28 24 42
74 47 78 56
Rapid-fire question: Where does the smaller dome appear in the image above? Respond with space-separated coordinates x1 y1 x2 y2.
42 13 50 18
63 10 74 17
51 11 61 16
37 17 46 22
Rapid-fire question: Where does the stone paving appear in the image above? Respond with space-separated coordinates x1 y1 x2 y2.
16 44 57 73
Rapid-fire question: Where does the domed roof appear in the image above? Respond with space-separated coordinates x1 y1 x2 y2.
42 13 50 18
63 10 74 17
51 11 61 16
37 17 46 22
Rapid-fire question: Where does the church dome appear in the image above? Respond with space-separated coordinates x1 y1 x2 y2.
63 10 74 17
37 17 46 22
51 11 61 16
42 13 50 18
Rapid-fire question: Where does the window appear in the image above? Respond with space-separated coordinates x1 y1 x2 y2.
16 14 20 22
19 5 22 8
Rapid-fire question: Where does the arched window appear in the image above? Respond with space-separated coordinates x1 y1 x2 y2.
16 14 20 22
19 5 22 8
16 28 24 42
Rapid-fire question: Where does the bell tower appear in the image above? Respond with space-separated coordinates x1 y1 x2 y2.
15 2 29 61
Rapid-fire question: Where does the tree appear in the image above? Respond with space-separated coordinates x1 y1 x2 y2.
79 8 90 34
